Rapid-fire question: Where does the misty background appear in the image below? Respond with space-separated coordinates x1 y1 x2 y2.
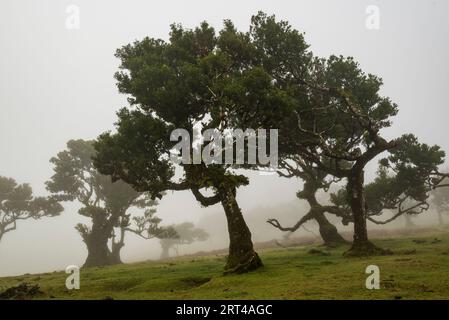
1 0 448 276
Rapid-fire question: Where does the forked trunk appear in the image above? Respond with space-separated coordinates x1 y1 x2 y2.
219 186 262 274
109 227 125 265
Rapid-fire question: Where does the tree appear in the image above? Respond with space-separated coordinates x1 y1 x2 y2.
328 134 448 230
158 222 209 259
0 176 62 243
46 139 169 267
273 135 449 248
105 195 174 265
93 21 268 274
267 160 348 246
364 135 448 225
403 214 416 228
276 55 398 256
118 205 178 262
221 12 440 256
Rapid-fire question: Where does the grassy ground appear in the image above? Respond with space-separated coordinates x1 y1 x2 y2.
1 228 449 300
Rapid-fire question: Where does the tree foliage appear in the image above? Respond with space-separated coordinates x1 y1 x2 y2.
219 12 448 256
0 176 62 242
93 19 265 273
159 222 208 259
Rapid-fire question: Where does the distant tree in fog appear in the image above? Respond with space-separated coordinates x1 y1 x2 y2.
431 177 449 225
46 139 172 267
122 205 178 255
158 222 209 259
0 176 62 243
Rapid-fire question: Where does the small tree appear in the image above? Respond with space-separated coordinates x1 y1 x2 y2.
119 206 178 260
158 222 209 259
46 139 169 267
0 176 62 243
107 198 174 265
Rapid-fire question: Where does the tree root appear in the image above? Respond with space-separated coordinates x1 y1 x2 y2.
323 239 350 249
343 240 393 257
223 251 263 275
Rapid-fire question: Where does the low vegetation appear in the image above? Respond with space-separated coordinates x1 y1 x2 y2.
1 227 449 300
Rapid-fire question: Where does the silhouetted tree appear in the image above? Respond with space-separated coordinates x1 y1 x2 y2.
46 139 169 267
120 206 178 261
108 199 175 264
403 214 416 228
0 176 62 243
158 222 208 259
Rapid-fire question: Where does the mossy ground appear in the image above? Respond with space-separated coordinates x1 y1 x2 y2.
1 228 449 300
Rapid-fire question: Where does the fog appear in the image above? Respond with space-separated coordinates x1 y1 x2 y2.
1 0 448 276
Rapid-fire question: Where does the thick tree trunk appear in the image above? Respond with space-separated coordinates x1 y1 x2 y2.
345 168 391 256
219 186 262 274
83 230 111 267
314 211 347 246
82 208 116 267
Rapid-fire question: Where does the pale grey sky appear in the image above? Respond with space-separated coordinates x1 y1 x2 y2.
1 0 448 276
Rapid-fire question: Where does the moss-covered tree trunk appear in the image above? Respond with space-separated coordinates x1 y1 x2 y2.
219 186 262 274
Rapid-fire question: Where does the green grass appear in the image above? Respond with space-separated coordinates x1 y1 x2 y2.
1 230 449 300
